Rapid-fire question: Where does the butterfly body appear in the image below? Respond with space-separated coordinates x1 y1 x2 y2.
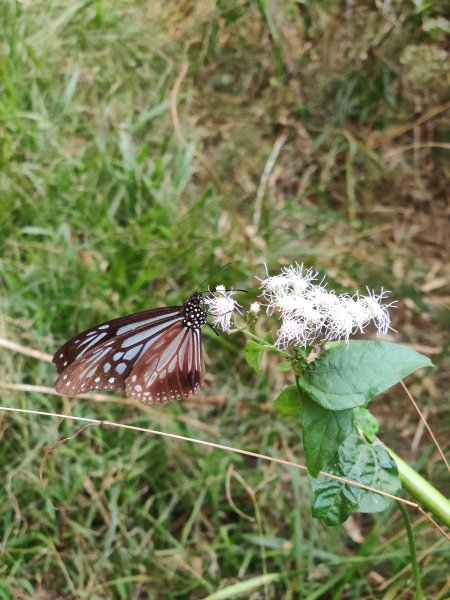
53 293 206 404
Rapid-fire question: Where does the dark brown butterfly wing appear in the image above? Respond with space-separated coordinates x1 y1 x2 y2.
53 306 181 373
54 309 184 396
54 292 207 402
125 322 205 404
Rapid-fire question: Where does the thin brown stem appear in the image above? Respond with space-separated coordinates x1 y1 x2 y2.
2 405 417 510
0 337 52 362
401 381 449 472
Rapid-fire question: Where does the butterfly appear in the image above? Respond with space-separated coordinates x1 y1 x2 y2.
53 292 207 404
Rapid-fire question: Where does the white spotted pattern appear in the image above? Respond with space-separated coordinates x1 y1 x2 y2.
54 293 206 402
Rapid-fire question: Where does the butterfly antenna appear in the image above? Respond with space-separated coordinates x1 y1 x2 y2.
199 287 248 295
197 263 232 290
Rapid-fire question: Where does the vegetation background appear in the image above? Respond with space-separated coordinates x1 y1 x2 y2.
0 1 448 598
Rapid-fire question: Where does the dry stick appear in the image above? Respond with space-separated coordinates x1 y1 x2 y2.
169 60 225 193
2 404 449 541
384 142 450 158
370 101 450 146
0 406 410 505
253 131 288 231
411 407 428 454
0 381 217 434
1 382 61 395
39 423 96 489
401 381 449 472
0 378 223 408
169 60 189 148
225 464 256 522
0 337 52 362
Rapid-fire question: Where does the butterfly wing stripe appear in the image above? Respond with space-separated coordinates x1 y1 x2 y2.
76 332 108 357
156 329 188 371
172 328 203 399
53 306 182 372
193 329 203 373
125 324 191 403
191 329 204 385
116 311 179 335
193 329 205 388
177 332 189 367
121 316 181 349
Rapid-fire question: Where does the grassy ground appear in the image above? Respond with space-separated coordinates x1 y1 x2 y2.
0 1 449 598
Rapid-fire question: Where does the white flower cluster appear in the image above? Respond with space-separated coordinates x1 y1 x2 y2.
258 263 395 348
203 285 241 332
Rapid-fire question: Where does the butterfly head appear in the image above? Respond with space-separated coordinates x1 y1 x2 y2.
183 292 207 330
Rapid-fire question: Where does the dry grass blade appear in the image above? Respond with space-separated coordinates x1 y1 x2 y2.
2 404 448 543
253 131 288 230
39 423 96 490
0 337 53 362
170 59 224 192
225 464 255 522
401 381 449 472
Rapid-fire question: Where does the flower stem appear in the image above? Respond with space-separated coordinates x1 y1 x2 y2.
384 446 450 527
234 328 291 358
397 501 423 599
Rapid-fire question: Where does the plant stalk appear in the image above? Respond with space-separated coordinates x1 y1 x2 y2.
397 501 423 599
384 445 450 528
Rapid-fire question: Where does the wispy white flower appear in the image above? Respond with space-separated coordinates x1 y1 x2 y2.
277 292 304 316
281 263 319 294
249 302 261 315
258 263 395 348
257 262 320 316
262 273 289 294
307 286 337 312
277 317 310 348
360 288 396 336
340 294 371 333
203 285 242 332
324 300 355 342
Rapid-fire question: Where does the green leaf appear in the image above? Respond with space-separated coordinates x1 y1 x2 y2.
298 341 433 410
274 386 301 418
311 434 400 525
302 396 355 477
244 340 265 372
277 361 292 372
354 407 379 443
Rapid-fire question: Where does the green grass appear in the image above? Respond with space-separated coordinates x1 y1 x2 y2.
1 1 449 598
